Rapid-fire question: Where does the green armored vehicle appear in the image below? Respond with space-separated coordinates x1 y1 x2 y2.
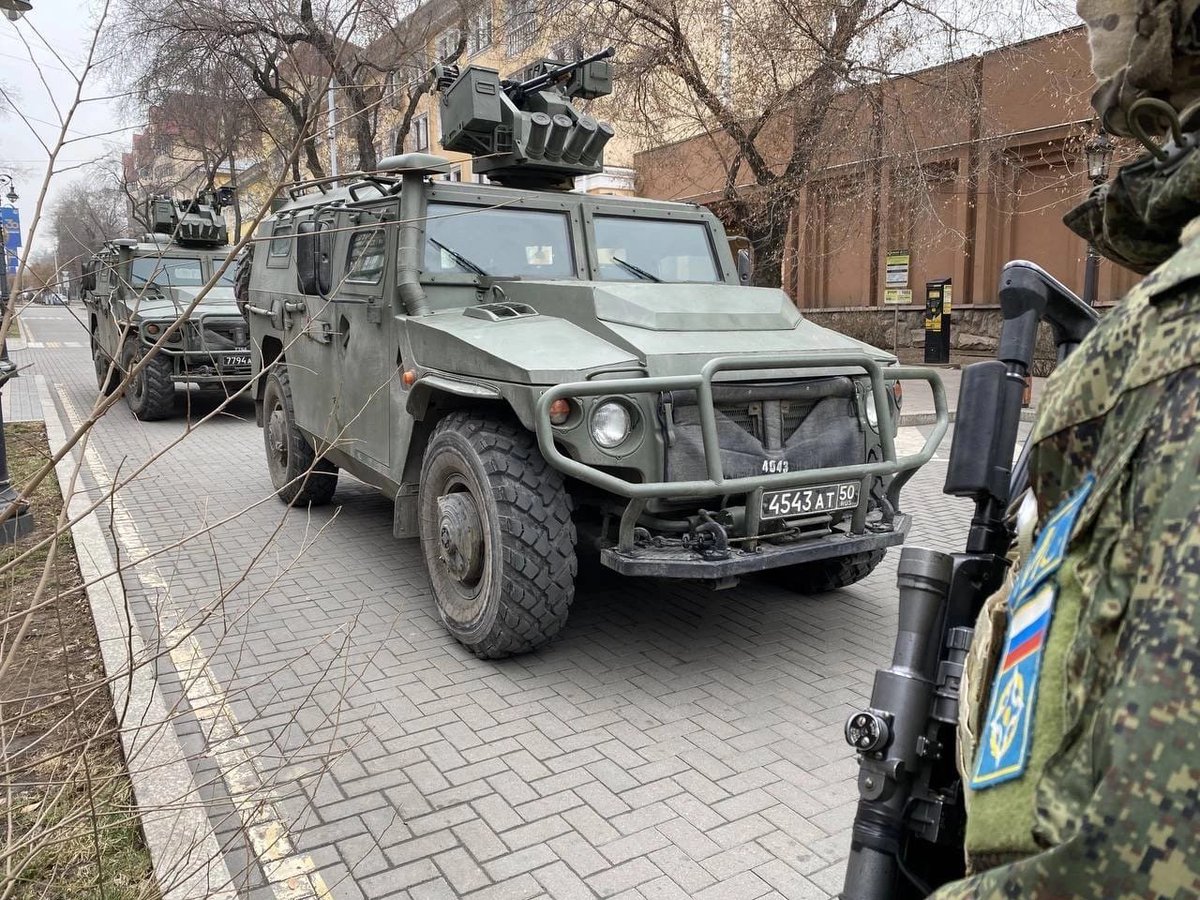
244 50 947 657
81 192 250 420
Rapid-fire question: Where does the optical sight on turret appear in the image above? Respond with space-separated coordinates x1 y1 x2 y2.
431 47 616 190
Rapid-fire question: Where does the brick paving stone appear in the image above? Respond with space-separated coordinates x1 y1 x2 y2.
21 308 989 899
532 861 598 900
586 858 663 897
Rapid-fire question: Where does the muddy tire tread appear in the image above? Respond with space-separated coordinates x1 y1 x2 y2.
264 366 338 506
429 411 577 658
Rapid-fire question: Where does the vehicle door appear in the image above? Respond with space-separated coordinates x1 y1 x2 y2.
285 208 339 442
92 250 123 354
331 204 394 468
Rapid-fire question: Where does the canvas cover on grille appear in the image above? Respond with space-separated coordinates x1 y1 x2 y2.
662 377 864 482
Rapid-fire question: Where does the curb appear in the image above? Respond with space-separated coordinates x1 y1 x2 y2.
898 407 1038 427
36 376 238 900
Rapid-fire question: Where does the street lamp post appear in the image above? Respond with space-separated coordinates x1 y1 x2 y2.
0 173 33 543
1082 130 1114 307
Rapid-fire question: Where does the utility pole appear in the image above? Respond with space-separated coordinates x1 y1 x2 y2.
327 77 339 178
0 217 34 544
1082 130 1113 307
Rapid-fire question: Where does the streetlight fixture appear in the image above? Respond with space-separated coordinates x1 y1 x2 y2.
0 172 32 543
1085 131 1114 184
0 0 31 21
1082 129 1113 307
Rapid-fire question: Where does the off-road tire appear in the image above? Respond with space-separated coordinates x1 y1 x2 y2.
262 366 338 506
93 335 119 395
770 549 887 593
419 411 577 658
120 339 176 420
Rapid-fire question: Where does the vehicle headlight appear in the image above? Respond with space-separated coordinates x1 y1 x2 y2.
865 389 879 430
590 400 632 449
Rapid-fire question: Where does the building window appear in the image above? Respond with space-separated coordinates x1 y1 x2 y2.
412 114 429 152
444 166 463 182
468 10 492 55
437 27 461 61
549 38 583 62
505 0 536 56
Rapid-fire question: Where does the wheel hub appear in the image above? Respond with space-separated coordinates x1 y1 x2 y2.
266 408 287 463
437 491 484 584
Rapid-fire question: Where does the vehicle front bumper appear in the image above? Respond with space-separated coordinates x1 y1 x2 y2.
601 513 910 578
147 346 252 384
534 353 947 564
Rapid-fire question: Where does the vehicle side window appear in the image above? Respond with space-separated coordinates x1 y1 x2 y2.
346 229 386 284
267 222 293 267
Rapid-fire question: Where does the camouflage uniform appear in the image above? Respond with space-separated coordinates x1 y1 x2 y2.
931 1 1200 895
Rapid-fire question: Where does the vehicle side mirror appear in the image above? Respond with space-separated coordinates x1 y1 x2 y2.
736 248 753 286
296 220 332 296
80 262 96 293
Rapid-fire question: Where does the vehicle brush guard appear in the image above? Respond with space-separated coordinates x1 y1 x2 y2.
535 354 948 555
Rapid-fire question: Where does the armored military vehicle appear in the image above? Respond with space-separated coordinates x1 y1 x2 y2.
81 192 249 420
244 49 947 657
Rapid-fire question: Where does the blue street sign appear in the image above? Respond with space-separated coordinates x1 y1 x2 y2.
0 207 20 275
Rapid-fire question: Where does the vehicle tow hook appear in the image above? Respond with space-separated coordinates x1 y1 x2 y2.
684 510 731 561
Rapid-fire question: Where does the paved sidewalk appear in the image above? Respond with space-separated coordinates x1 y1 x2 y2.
1 362 44 423
898 365 1046 425
17 307 997 900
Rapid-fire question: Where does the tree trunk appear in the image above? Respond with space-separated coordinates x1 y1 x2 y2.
749 227 787 290
228 156 241 237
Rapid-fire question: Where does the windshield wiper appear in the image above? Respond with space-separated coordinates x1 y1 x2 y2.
611 256 661 283
428 237 489 277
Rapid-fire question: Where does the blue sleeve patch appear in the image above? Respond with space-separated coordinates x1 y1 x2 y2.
970 474 1095 790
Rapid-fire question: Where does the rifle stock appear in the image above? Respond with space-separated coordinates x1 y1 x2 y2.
840 261 1099 900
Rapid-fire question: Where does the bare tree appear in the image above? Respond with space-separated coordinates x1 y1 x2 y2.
588 0 1023 288
48 175 130 282
120 0 481 180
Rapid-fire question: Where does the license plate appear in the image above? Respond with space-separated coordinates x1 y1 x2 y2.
760 481 860 520
224 353 251 368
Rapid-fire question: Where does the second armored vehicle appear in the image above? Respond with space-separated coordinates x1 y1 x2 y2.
244 51 947 656
82 193 250 420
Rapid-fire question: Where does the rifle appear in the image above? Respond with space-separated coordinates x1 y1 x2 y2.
840 260 1099 900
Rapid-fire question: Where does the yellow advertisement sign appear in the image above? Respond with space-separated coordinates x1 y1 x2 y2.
883 288 912 305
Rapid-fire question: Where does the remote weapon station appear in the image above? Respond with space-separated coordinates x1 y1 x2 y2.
243 50 948 657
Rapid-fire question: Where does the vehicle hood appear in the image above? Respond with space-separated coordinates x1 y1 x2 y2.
411 280 894 384
133 285 240 320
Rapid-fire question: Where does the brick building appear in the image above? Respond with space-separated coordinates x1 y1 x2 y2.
635 27 1135 346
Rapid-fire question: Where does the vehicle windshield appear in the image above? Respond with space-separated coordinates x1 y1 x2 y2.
215 259 236 286
130 256 206 287
593 216 720 283
422 203 575 279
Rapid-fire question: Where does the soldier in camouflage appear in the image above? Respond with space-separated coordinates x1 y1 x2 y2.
931 0 1200 896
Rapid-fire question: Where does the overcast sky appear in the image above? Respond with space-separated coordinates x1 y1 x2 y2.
0 0 1080 261
0 0 132 259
